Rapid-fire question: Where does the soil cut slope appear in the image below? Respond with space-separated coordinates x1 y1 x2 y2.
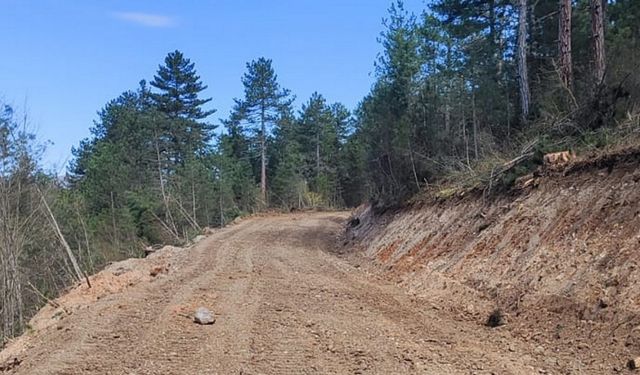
347 150 640 373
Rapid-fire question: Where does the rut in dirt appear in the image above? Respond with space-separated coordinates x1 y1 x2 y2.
4 212 545 374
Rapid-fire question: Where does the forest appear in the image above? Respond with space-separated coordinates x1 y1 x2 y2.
2 0 639 343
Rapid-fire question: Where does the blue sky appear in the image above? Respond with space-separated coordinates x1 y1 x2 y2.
1 0 425 170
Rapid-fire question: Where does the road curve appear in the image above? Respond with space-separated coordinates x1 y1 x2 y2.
3 212 536 374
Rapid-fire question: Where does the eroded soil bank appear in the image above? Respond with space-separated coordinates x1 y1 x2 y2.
347 150 640 373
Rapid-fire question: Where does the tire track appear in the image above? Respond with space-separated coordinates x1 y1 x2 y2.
6 212 543 374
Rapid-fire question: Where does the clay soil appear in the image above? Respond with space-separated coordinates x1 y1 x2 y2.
347 150 640 374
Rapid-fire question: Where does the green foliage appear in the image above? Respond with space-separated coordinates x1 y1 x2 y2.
298 93 341 205
150 50 215 120
150 51 216 164
70 51 223 252
230 57 295 204
351 0 640 206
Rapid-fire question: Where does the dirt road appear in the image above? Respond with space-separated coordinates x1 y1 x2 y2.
3 212 547 374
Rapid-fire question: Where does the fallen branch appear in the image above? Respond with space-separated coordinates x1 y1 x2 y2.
27 281 60 309
171 196 201 232
38 188 87 286
151 212 182 242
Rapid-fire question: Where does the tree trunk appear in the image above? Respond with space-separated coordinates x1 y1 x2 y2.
219 188 224 228
517 0 531 120
260 107 267 205
110 191 119 249
472 90 479 160
154 133 178 238
488 0 500 79
39 190 85 284
590 0 606 84
316 128 320 177
558 0 573 90
191 181 197 226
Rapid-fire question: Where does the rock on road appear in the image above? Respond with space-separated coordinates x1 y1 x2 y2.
3 212 538 374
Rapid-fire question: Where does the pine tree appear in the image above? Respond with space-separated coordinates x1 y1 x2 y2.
558 0 573 90
360 1 423 205
298 93 345 205
150 50 214 120
517 0 531 120
235 58 293 205
218 110 259 213
150 50 216 162
330 103 352 145
590 0 606 85
270 110 306 208
300 93 332 180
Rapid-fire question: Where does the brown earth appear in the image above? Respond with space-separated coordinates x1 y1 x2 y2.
347 150 640 374
1 212 576 374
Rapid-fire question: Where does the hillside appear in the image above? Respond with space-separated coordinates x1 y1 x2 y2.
347 149 640 373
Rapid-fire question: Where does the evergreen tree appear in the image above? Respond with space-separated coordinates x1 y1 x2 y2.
360 1 423 205
298 93 342 205
150 50 214 120
270 110 307 208
218 111 259 213
338 131 368 207
150 50 216 162
234 58 293 204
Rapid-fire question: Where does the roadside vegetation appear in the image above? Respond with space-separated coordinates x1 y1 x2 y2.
2 0 639 343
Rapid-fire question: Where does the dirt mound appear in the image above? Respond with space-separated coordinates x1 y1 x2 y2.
0 244 184 365
347 150 640 373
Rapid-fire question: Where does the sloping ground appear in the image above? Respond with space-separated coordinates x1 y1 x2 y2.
347 149 640 373
1 212 566 374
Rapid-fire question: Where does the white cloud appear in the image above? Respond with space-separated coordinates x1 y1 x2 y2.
112 12 176 28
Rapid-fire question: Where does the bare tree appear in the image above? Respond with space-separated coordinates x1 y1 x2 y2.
0 103 91 341
39 188 84 283
0 105 38 341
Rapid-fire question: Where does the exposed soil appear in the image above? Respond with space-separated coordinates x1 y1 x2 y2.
1 212 568 374
347 151 640 374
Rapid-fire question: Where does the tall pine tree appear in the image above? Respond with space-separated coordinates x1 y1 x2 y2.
235 58 293 204
150 50 216 162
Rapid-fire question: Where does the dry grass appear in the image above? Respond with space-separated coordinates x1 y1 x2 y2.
417 109 640 204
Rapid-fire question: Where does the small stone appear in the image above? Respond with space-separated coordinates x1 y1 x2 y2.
599 297 610 309
628 357 640 370
193 307 215 325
